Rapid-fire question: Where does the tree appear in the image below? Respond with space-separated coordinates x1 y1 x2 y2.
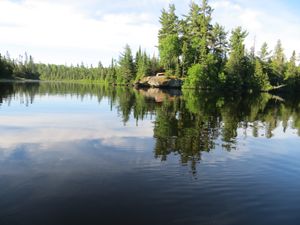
183 0 216 88
184 63 207 88
285 51 299 86
211 23 228 71
158 4 178 39
149 55 160 76
198 0 213 63
270 40 285 85
0 54 13 79
135 51 151 81
106 59 117 84
225 27 249 89
118 45 135 84
254 58 271 91
159 35 181 75
158 4 181 75
179 19 194 76
185 0 213 64
259 42 271 62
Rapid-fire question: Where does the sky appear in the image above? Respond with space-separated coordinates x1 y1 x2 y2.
0 0 299 66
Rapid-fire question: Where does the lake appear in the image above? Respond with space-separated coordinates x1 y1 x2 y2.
0 82 299 225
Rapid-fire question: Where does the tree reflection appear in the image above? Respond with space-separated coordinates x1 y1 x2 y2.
1 82 300 173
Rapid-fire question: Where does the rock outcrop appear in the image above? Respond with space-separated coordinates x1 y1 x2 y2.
135 76 183 89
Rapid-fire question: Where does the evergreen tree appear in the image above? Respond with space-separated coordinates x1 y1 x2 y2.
159 35 181 75
254 58 271 91
259 42 271 62
225 27 248 89
149 55 160 76
285 51 299 86
271 40 285 85
198 0 213 63
158 4 178 39
135 51 151 81
0 54 13 79
185 0 213 64
106 59 117 84
183 0 216 88
178 19 193 76
118 45 135 84
211 23 228 71
158 4 180 75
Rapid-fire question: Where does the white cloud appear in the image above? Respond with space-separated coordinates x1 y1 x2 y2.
212 0 300 58
0 113 153 150
0 0 159 65
0 0 300 65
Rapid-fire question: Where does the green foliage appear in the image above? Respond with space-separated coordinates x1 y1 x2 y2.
270 40 285 85
158 4 180 76
184 64 205 88
159 34 181 75
225 27 249 89
211 23 228 71
117 44 135 84
285 51 298 79
285 51 299 87
155 0 300 91
0 54 13 79
254 58 271 91
106 59 117 84
135 51 151 81
158 4 179 38
0 53 40 80
259 42 271 62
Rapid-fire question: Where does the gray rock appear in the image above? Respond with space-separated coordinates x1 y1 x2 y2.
135 76 183 89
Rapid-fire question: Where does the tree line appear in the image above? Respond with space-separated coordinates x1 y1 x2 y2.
1 0 300 91
0 49 161 84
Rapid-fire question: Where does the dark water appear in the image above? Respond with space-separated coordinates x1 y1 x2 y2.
0 82 299 225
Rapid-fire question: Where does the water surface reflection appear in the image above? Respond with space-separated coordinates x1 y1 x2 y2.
0 82 299 225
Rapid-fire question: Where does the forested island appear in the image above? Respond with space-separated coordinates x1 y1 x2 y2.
1 0 300 92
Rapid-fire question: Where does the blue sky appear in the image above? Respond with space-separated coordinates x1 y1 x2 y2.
0 0 299 66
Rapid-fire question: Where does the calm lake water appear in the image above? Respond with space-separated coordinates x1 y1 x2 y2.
0 82 299 225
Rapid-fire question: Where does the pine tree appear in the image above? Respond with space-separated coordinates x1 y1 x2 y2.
259 42 271 62
118 45 135 84
198 0 213 63
158 4 180 75
179 19 193 76
135 51 151 81
254 58 271 91
0 54 13 79
225 27 248 89
183 0 215 88
106 59 117 84
271 40 285 85
285 51 298 85
185 0 213 64
211 23 228 71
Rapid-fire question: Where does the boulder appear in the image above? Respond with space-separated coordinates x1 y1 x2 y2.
135 76 183 89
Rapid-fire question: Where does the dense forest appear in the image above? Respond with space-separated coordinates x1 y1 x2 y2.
157 1 300 91
0 49 161 84
1 0 300 91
